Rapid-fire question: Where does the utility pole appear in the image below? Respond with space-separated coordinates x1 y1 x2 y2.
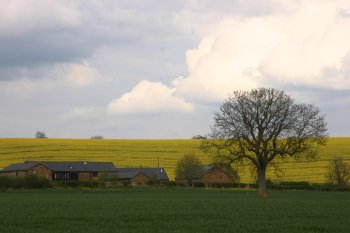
157 156 160 188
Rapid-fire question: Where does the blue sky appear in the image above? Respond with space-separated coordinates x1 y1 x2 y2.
1 0 350 138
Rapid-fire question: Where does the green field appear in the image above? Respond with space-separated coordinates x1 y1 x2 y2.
0 188 349 233
0 138 350 183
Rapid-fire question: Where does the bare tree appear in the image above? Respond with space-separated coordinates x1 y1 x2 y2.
35 131 47 138
326 157 350 186
201 88 327 197
175 153 203 186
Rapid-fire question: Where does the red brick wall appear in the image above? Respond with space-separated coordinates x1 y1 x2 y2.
78 172 91 181
0 171 26 177
29 164 52 180
131 172 150 185
201 167 232 185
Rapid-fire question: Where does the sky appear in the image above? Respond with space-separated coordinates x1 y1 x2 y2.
1 0 350 139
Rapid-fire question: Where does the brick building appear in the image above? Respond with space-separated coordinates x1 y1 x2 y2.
0 161 117 181
176 165 236 186
114 168 169 185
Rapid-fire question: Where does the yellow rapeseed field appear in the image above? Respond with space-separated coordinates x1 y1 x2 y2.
0 138 349 183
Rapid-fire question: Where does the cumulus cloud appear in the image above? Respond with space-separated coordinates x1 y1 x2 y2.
107 80 193 114
111 0 350 111
172 0 350 102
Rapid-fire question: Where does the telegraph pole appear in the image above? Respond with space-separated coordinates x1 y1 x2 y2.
157 156 160 188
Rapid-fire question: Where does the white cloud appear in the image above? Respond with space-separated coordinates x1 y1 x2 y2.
107 80 193 114
173 17 286 102
172 0 350 103
65 62 100 87
111 0 350 111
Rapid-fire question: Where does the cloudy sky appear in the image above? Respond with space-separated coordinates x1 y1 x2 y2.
1 0 350 139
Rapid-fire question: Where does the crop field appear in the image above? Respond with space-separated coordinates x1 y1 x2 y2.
0 188 349 233
0 138 350 183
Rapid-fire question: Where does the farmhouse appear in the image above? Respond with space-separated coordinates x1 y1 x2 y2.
0 161 117 181
200 165 235 185
176 165 235 186
114 168 169 185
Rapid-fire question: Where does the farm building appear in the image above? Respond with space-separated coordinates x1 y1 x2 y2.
113 168 169 185
176 165 236 186
0 161 117 181
200 165 236 185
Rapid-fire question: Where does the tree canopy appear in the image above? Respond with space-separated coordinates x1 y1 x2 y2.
175 153 203 186
202 87 328 196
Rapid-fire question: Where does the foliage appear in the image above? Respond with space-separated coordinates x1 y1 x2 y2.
175 153 203 186
202 88 328 196
0 175 52 189
35 131 47 138
192 135 207 139
0 189 350 233
53 180 101 188
326 157 350 186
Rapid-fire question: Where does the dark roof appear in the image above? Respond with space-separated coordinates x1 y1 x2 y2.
1 161 117 172
115 168 169 180
1 162 38 172
201 165 215 174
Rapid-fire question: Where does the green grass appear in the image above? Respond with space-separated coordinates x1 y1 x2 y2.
0 138 350 182
0 188 349 233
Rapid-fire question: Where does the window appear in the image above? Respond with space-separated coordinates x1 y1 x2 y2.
52 172 78 181
92 172 98 177
33 169 36 175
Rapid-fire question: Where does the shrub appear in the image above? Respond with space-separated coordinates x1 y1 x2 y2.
326 157 350 186
23 175 52 189
0 175 52 189
207 182 242 188
53 180 100 188
192 182 205 188
0 176 12 190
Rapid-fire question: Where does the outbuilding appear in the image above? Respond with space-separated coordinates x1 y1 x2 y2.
0 161 117 181
114 168 169 185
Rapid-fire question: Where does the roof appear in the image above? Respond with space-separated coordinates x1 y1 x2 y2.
201 165 215 175
1 161 117 172
115 168 169 180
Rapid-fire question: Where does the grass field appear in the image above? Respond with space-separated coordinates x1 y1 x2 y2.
0 188 349 233
0 138 350 183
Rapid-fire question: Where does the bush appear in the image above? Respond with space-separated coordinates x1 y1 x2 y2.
0 175 52 189
53 180 100 188
122 181 131 187
167 181 177 187
192 182 205 188
23 175 52 189
269 181 311 190
207 182 242 188
0 176 12 190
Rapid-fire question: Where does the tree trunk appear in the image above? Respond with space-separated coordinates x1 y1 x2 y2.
257 166 267 198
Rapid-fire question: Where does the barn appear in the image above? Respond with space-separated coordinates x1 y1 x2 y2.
114 168 169 185
176 164 236 186
0 161 117 181
199 165 234 185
